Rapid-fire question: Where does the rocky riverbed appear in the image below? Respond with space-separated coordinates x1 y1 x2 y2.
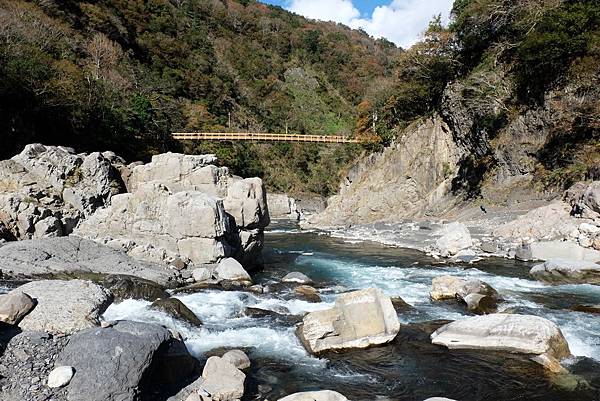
0 145 599 401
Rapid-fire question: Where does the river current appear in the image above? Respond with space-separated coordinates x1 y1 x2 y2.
105 222 600 401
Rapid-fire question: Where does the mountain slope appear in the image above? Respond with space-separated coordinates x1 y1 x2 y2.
0 0 398 195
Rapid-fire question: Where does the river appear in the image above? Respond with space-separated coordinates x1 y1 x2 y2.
105 222 600 401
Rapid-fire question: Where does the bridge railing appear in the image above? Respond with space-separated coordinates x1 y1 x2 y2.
172 132 359 144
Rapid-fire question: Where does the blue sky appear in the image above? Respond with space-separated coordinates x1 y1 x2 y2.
260 0 455 48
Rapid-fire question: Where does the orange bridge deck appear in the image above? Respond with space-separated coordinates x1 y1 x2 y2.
172 132 359 143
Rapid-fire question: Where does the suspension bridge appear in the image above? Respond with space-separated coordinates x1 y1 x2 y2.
172 132 360 144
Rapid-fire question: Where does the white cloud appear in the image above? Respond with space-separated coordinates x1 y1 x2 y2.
285 0 455 48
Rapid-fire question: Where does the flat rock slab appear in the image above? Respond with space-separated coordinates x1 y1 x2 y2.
0 236 177 285
57 321 174 401
431 314 571 361
530 258 600 285
17 279 112 335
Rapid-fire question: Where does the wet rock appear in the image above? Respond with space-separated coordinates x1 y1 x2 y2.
0 290 35 325
298 288 399 354
17 279 112 335
434 222 473 256
278 390 349 401
423 398 457 401
431 314 571 372
215 257 252 284
391 296 414 313
572 304 600 314
294 285 322 303
530 259 600 285
151 298 202 327
58 320 194 401
460 293 497 314
47 365 74 388
102 274 169 301
0 236 178 285
222 349 251 370
282 271 313 284
430 275 497 302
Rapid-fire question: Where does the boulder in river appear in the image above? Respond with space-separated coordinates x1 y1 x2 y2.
268 193 300 220
278 390 349 401
17 279 112 335
57 320 197 401
530 258 600 285
430 276 497 301
215 257 252 284
294 285 322 303
433 222 473 256
282 271 313 284
0 290 35 325
516 240 600 263
151 298 202 327
101 274 169 302
222 349 251 370
297 288 399 354
431 314 571 372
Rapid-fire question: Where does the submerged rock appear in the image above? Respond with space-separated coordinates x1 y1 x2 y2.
431 314 571 372
0 290 35 325
297 288 399 354
294 285 322 303
530 259 600 285
572 304 600 314
278 390 349 401
151 298 202 327
17 279 112 335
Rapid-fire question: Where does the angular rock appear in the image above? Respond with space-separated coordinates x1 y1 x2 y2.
460 293 497 314
530 259 600 285
17 280 112 335
278 390 349 401
298 288 399 354
200 356 245 400
215 258 252 284
192 267 213 282
267 193 300 220
58 321 195 401
583 181 600 214
222 349 251 370
0 290 35 325
434 222 473 256
431 314 571 372
47 365 74 388
0 236 178 285
282 271 313 284
224 177 270 229
151 298 202 327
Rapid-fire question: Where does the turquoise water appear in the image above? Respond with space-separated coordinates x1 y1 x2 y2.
105 224 600 401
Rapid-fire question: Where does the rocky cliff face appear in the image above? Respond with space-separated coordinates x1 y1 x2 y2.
308 117 462 227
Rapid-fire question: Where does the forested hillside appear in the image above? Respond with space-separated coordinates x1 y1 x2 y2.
0 0 397 195
1 0 599 197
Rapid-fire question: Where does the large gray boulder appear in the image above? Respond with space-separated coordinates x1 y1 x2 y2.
278 390 348 401
0 144 125 240
431 314 571 372
530 259 600 285
215 258 252 284
17 280 112 335
0 236 178 285
430 276 496 301
517 240 600 262
58 320 196 401
298 288 399 354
